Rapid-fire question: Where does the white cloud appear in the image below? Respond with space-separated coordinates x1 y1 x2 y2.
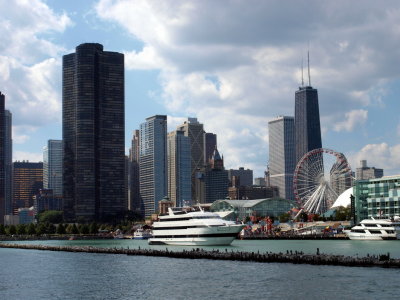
95 0 400 175
334 109 368 132
13 151 43 163
0 0 71 140
350 143 400 175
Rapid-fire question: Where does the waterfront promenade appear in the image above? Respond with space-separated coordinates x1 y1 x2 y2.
1 242 398 269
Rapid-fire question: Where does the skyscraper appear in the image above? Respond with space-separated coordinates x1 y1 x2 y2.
139 115 167 217
177 118 204 201
195 147 229 203
204 132 217 164
167 130 191 207
294 85 322 164
0 92 4 224
62 43 125 222
268 116 295 200
4 110 12 217
43 140 63 197
12 161 43 213
128 130 141 213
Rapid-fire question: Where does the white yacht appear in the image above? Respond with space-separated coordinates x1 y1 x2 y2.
148 207 245 246
345 217 400 240
132 227 153 240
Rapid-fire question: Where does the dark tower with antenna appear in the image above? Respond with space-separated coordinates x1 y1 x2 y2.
295 52 322 164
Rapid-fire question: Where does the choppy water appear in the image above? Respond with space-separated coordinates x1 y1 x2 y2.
1 239 400 299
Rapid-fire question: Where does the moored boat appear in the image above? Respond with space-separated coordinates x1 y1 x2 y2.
344 217 400 240
148 207 245 246
132 228 153 240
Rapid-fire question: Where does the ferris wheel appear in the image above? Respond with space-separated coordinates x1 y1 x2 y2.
293 148 353 216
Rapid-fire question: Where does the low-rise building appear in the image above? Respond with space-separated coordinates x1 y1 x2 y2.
211 198 295 221
354 175 400 223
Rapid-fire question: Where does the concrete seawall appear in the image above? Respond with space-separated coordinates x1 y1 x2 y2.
0 243 398 268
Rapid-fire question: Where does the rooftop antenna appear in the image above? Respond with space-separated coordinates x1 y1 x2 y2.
307 50 311 86
301 58 304 87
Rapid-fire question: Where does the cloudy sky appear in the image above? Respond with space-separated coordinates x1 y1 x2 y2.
0 0 399 177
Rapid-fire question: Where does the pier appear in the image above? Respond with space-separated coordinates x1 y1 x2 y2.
0 243 399 268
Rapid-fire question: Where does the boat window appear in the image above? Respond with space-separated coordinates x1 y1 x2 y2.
386 230 395 234
192 216 220 219
351 229 365 233
380 224 392 227
159 217 192 222
365 224 377 227
369 230 382 234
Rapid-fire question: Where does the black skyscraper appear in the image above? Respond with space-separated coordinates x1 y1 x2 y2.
294 85 322 164
0 92 4 224
63 43 125 222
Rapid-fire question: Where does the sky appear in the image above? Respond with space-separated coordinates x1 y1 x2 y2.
0 0 399 178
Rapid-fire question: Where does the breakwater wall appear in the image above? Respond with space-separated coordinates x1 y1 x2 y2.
0 243 399 268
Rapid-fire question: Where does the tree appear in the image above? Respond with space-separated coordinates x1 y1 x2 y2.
7 225 16 235
46 223 56 234
27 223 36 235
36 223 47 235
16 224 26 235
57 223 66 235
0 224 5 235
38 210 63 224
89 222 98 234
279 212 291 223
79 224 89 234
67 223 79 234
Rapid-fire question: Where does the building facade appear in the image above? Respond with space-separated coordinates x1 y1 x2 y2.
268 116 295 200
228 185 279 200
204 132 217 164
177 118 204 201
12 161 43 214
167 130 191 207
33 189 63 214
63 43 125 222
227 167 253 187
356 160 383 180
254 177 266 186
4 109 12 218
195 147 229 204
128 130 141 213
43 140 63 197
294 86 322 164
354 175 400 223
0 92 4 224
139 115 168 217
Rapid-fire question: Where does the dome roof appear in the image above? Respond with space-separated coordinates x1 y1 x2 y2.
332 187 353 208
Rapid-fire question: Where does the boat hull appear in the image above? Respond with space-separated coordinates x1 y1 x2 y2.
148 236 237 246
149 225 244 246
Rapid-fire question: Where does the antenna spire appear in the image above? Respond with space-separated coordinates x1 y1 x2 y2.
301 58 304 87
307 50 311 86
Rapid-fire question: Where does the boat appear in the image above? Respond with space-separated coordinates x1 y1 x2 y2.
113 229 124 239
132 227 153 240
344 217 400 240
148 207 245 246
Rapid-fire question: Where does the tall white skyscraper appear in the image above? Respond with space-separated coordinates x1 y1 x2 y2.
268 116 295 201
43 139 63 197
167 130 191 207
139 115 167 217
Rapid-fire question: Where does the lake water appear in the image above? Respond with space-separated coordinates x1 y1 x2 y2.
1 239 400 299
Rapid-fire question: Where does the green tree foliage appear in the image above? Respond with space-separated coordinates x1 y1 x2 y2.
27 223 36 235
334 206 351 221
0 224 5 235
16 224 26 235
38 210 63 224
56 223 66 235
46 223 56 234
36 223 47 235
79 224 89 234
279 213 291 223
71 224 79 234
89 222 99 234
7 225 16 235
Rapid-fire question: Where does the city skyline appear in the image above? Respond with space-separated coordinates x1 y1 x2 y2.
0 1 399 178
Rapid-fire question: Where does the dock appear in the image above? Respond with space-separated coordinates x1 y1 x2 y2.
0 243 399 268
